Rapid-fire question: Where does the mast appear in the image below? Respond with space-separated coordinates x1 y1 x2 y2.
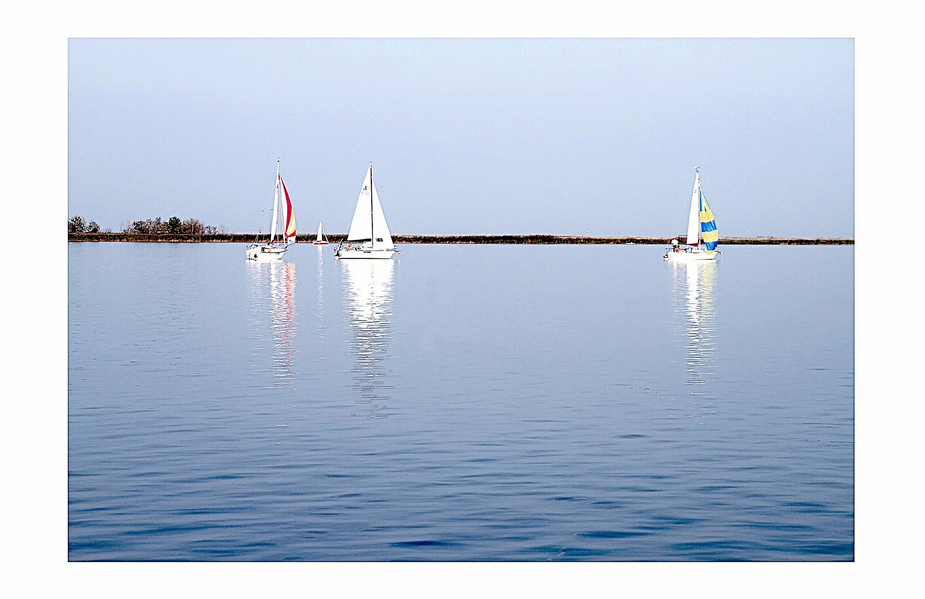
698 181 702 245
369 162 375 247
697 170 705 245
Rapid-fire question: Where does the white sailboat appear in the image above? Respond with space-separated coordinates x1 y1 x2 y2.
335 163 398 260
246 159 297 261
313 221 329 245
665 167 720 262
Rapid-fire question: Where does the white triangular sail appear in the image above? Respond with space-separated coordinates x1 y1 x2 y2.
347 168 373 242
371 182 394 250
316 222 324 242
686 169 701 246
269 167 281 244
346 166 394 251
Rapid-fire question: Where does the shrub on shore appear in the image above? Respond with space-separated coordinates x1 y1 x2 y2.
124 217 224 235
69 216 101 233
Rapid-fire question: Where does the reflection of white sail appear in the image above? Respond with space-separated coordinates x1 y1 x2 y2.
670 261 718 391
246 261 298 388
316 244 326 339
341 260 395 418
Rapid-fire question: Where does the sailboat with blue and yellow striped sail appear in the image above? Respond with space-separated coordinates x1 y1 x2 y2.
665 167 721 262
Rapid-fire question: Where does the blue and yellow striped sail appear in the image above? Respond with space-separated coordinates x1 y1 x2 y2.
699 191 718 251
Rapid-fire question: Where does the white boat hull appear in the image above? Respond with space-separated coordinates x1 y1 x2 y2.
246 244 287 261
665 248 719 262
335 247 396 260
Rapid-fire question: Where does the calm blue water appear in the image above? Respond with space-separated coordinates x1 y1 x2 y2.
68 243 853 561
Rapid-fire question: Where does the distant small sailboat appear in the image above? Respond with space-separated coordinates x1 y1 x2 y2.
665 167 720 262
246 160 297 261
335 163 398 260
313 222 329 245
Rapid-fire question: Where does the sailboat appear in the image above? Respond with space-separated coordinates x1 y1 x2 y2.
665 167 720 262
335 163 398 260
246 160 297 261
313 222 329 245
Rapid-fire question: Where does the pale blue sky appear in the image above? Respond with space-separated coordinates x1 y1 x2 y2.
68 38 853 236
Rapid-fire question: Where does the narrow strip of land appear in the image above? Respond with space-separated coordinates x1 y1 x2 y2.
68 233 853 245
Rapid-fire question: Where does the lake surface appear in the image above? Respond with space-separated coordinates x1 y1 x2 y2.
68 243 853 561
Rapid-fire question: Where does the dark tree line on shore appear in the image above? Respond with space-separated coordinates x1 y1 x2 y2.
68 215 102 233
123 216 225 235
68 216 225 235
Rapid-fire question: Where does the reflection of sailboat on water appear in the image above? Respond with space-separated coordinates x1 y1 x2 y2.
670 260 718 390
315 242 326 340
246 261 298 388
341 259 395 418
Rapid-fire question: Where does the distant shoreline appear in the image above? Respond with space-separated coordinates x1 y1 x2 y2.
68 233 854 245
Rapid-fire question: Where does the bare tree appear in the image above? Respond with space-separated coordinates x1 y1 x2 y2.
69 215 87 233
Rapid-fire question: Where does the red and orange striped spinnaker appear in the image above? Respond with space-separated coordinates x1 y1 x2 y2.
279 175 297 242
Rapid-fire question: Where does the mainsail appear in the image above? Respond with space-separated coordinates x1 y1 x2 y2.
347 168 373 242
346 165 394 250
269 166 281 244
686 169 701 246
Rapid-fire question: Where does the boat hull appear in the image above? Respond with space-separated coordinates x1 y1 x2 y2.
246 244 287 261
313 241 329 246
335 248 396 260
665 248 719 262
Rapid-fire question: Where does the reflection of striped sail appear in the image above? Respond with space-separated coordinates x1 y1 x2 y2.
699 192 718 251
671 261 718 389
268 262 298 387
245 261 298 388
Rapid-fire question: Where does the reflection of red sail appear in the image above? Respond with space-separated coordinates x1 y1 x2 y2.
279 175 297 243
284 262 296 340
246 260 298 389
267 262 298 388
